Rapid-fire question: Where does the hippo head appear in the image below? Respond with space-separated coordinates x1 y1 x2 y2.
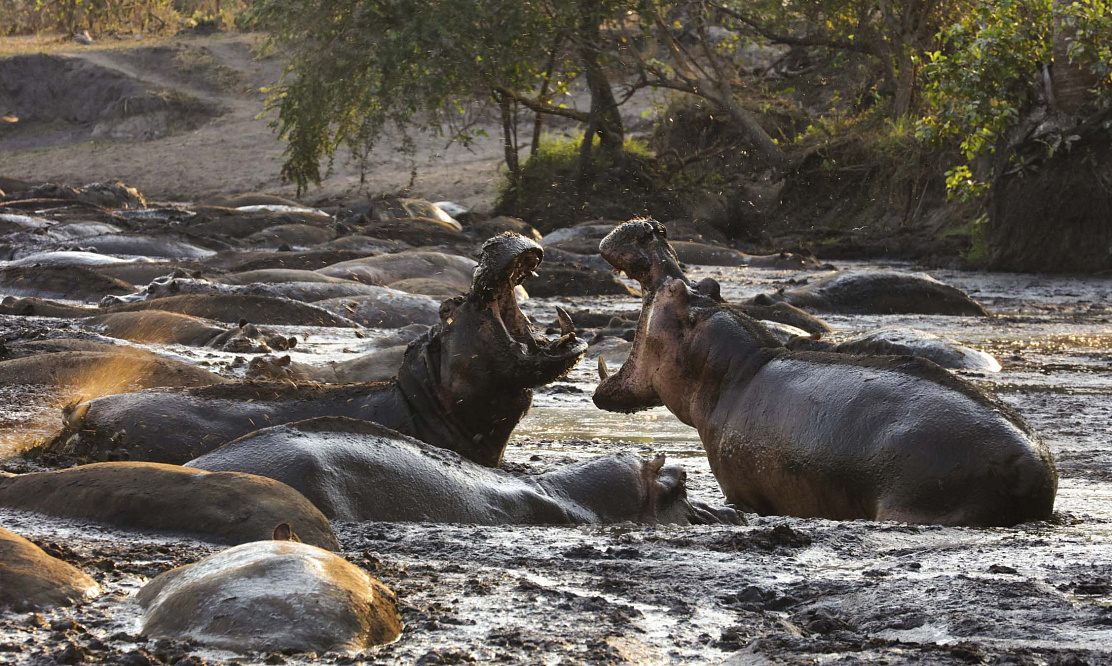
594 222 781 420
246 354 295 380
541 453 739 525
396 232 588 466
597 218 687 293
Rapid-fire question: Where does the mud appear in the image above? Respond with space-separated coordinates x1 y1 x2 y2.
0 259 1110 664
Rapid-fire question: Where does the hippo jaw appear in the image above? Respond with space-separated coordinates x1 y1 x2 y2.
465 233 588 387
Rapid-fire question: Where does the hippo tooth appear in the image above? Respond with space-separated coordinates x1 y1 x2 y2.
555 306 575 337
598 356 610 380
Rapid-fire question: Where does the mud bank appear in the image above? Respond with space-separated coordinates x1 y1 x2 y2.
1 260 1110 664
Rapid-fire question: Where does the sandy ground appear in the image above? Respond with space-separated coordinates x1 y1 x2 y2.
0 32 660 211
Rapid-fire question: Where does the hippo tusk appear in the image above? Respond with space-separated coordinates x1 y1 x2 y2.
598 356 609 380
555 306 575 337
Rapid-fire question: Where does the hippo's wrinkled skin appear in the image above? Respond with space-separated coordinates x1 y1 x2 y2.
38 233 587 467
0 526 101 611
0 463 339 549
753 270 989 316
592 220 1057 526
188 417 738 525
137 539 400 654
788 327 1002 372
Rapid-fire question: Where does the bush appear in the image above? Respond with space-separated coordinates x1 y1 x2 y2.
0 0 249 37
494 134 682 234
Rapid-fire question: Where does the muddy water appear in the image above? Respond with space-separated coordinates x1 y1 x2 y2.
2 261 1111 664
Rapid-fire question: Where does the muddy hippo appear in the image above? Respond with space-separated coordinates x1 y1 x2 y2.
317 251 477 291
137 536 400 654
88 311 292 351
105 293 355 327
10 181 145 209
247 347 406 383
315 289 441 328
105 274 385 305
75 234 217 260
9 250 140 267
188 417 736 524
524 262 637 297
788 327 1001 372
388 277 465 298
37 233 588 466
670 241 825 269
0 526 100 611
0 349 227 388
592 220 1057 526
0 265 134 301
0 463 339 549
217 268 351 285
1 296 99 317
246 223 338 248
218 247 398 272
362 216 465 246
693 277 832 338
754 270 989 316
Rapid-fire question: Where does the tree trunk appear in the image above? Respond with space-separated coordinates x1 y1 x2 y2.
1051 0 1100 115
499 93 521 200
892 49 916 117
577 0 624 152
707 79 789 175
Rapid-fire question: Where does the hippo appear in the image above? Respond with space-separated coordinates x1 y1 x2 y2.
317 251 477 291
218 248 400 272
92 261 210 286
47 221 124 241
315 234 411 253
217 268 351 285
9 181 145 209
361 216 465 246
74 234 217 260
105 274 385 305
0 349 227 388
204 193 304 208
104 293 355 327
0 338 124 359
524 261 637 297
0 265 134 301
136 536 400 654
246 347 406 383
246 223 337 248
183 206 334 240
0 463 339 549
36 233 588 466
753 270 989 316
465 215 542 242
315 288 441 328
693 277 832 337
188 417 738 524
1 296 99 317
8 250 141 267
592 220 1057 526
0 526 100 611
388 277 465 298
788 327 1002 372
88 311 292 351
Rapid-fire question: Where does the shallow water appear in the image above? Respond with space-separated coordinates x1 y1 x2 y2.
2 260 1112 664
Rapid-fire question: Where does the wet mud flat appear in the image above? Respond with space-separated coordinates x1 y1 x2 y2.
2 261 1112 664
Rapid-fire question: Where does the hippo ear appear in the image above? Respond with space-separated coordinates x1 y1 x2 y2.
272 523 300 542
238 318 249 329
753 293 773 306
286 337 298 349
649 453 666 475
168 279 180 294
279 355 292 366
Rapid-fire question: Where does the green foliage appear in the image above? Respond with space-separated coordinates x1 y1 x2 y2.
1061 0 1112 107
918 0 1051 163
250 0 598 190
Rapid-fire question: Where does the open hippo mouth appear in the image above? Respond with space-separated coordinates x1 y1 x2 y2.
598 218 687 292
470 233 588 383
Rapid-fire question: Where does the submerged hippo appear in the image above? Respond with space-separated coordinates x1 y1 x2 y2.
0 349 226 389
693 277 831 337
0 526 100 611
315 288 441 327
104 274 385 305
188 417 737 524
137 536 401 654
592 220 1057 526
788 327 1002 372
37 233 588 467
753 270 989 316
317 251 477 290
246 347 406 383
0 463 338 549
0 265 134 301
104 294 354 327
89 311 292 351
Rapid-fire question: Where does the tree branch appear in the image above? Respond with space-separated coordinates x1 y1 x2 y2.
493 86 589 123
710 2 879 56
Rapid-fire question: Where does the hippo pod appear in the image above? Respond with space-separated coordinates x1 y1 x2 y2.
787 327 1002 372
35 233 588 467
0 526 101 611
0 463 339 549
592 220 1057 526
137 538 401 654
188 417 738 525
753 270 989 316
